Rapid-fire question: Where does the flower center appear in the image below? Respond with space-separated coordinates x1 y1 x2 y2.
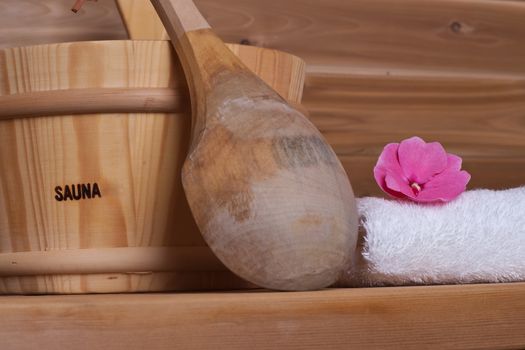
410 182 422 195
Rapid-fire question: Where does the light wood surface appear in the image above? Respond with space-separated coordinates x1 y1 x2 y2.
0 4 523 347
0 87 186 120
0 39 304 294
151 0 357 291
116 0 170 40
0 271 252 294
152 0 210 39
0 247 224 275
3 0 525 78
0 0 525 196
199 0 525 78
0 0 127 49
0 87 307 121
0 0 523 196
1 283 524 349
112 0 525 197
305 73 525 196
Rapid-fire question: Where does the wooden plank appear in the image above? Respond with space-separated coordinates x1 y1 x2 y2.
0 1 523 196
2 0 525 79
199 0 525 78
0 0 127 49
305 74 525 159
0 283 524 349
304 73 525 196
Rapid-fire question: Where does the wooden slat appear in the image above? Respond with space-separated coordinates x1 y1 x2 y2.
306 74 525 158
198 0 525 78
304 73 525 196
0 283 524 350
0 0 523 194
2 0 525 79
0 0 127 49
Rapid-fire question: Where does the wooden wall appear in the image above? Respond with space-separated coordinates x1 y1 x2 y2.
1 0 524 196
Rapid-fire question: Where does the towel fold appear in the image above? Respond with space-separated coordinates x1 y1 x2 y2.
340 187 525 287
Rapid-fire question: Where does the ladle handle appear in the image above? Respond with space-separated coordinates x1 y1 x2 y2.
150 0 211 40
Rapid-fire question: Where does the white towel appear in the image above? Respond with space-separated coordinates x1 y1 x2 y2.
339 187 525 287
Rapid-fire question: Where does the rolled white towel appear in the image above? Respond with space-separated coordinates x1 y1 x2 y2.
340 187 525 286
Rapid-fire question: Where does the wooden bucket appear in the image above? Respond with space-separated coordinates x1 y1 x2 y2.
0 40 305 294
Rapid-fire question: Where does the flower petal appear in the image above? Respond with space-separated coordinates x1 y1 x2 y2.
398 136 448 183
385 171 417 199
375 175 407 199
375 143 402 173
373 165 389 193
416 169 471 202
374 166 406 199
445 153 462 171
374 143 412 199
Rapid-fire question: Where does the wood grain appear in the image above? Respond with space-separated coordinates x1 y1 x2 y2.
0 87 307 121
0 0 523 195
0 0 127 49
3 0 525 79
196 0 525 79
0 39 305 294
0 87 187 120
304 73 525 196
116 0 525 78
0 247 224 276
0 271 253 294
0 0 523 293
115 0 170 40
120 0 524 196
0 283 524 349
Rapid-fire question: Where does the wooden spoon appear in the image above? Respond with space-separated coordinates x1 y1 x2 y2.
150 0 358 291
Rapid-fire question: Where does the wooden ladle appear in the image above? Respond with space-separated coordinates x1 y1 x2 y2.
150 0 358 291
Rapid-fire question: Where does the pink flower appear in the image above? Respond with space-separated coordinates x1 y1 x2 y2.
373 136 471 203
